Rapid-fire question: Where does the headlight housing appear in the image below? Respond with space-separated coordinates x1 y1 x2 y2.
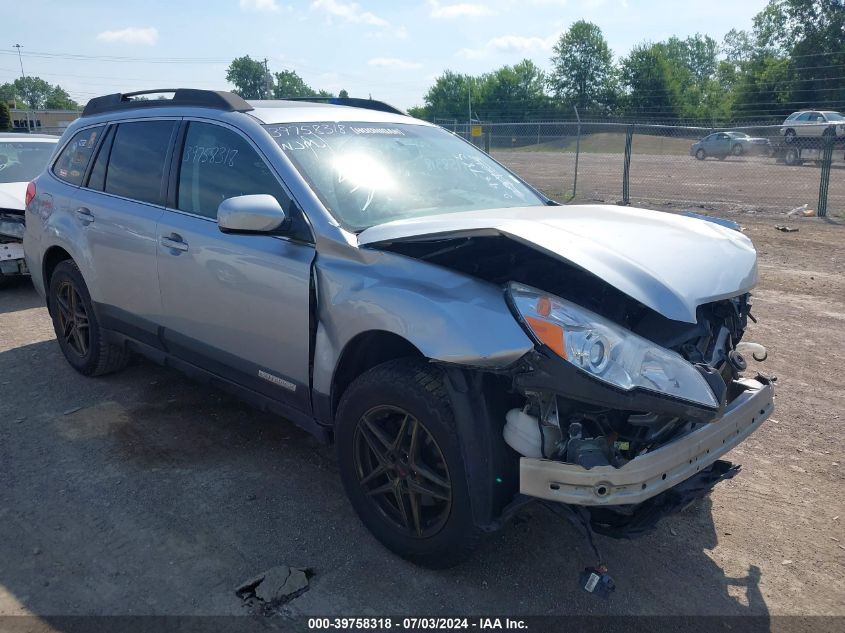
508 283 719 408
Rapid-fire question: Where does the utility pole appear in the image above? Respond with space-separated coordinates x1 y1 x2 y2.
13 43 31 133
467 79 472 129
262 58 273 99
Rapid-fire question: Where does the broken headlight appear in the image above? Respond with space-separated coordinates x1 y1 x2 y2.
507 283 719 408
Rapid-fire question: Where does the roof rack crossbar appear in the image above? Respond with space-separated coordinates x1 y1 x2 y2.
278 96 406 116
82 89 253 117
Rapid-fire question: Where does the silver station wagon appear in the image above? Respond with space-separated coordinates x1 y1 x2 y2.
24 89 774 567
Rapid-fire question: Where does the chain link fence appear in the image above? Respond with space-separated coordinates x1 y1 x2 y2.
445 120 844 218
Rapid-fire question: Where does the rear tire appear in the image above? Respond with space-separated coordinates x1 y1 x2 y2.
48 260 131 376
732 144 744 156
335 358 482 568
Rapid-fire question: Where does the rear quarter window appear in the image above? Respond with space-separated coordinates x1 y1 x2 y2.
52 126 105 186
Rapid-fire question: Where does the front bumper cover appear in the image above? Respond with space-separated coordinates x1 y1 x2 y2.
519 376 774 506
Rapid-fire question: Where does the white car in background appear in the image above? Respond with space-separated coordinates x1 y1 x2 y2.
0 133 59 287
780 110 845 143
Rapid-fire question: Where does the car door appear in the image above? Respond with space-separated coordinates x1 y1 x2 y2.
156 119 315 414
804 112 821 136
793 112 813 134
714 133 732 155
71 119 178 345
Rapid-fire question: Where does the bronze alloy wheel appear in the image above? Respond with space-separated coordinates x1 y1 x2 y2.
353 405 452 538
55 280 90 358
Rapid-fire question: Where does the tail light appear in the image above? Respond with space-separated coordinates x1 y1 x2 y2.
25 181 36 207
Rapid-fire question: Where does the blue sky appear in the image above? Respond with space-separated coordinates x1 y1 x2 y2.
2 0 768 110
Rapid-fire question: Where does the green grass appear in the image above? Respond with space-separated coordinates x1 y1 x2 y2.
493 133 694 156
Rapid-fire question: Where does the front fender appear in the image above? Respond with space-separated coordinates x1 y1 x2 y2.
311 247 534 397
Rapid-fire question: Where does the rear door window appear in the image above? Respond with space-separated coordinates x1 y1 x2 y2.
105 121 176 205
52 126 105 186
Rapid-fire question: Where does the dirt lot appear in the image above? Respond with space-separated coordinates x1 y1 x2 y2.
494 149 845 217
1 200 843 622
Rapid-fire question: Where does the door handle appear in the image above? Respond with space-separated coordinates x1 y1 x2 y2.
75 207 94 225
160 234 189 252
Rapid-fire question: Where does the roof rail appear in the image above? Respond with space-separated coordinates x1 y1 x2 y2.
279 96 406 116
82 89 253 117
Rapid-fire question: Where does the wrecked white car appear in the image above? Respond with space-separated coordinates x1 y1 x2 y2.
25 91 773 568
0 134 57 287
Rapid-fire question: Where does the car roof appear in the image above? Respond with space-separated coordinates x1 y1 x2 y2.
0 133 59 142
246 100 432 127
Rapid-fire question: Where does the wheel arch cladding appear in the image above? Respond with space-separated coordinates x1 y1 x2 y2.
42 245 74 301
331 330 423 416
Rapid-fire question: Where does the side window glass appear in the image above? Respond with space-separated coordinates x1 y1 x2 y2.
52 126 105 186
87 126 115 191
105 121 176 205
177 122 291 221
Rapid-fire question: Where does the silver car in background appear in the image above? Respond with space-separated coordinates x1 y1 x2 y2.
780 110 845 142
23 90 774 567
690 131 771 160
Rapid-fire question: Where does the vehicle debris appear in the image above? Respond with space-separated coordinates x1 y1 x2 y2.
774 225 799 232
787 204 808 216
236 565 311 611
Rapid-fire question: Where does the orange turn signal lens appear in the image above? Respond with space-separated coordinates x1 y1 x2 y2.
525 316 566 359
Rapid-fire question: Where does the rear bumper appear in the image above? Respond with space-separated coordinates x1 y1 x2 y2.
519 376 774 506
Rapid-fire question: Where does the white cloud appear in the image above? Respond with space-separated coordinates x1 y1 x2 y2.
368 57 423 70
458 33 557 59
239 0 281 12
310 0 389 27
427 1 494 19
95 27 159 46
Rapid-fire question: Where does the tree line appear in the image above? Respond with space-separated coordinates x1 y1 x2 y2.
412 0 843 124
1 77 79 112
225 55 349 100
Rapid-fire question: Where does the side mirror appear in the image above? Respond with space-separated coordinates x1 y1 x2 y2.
217 194 287 234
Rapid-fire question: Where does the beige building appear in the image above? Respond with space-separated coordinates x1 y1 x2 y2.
8 109 80 135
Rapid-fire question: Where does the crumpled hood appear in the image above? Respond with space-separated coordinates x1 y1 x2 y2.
358 204 758 324
0 182 27 212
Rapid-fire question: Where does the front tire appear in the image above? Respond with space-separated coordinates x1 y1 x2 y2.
784 129 796 144
48 260 131 376
335 358 481 568
695 148 706 160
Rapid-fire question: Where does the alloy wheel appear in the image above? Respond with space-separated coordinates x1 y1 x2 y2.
55 280 90 358
353 405 452 538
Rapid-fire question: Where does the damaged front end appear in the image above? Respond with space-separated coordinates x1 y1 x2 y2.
0 210 27 282
504 283 774 537
362 207 773 537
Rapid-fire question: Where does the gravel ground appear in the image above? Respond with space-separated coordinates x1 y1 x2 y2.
1 206 843 622
494 150 845 217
